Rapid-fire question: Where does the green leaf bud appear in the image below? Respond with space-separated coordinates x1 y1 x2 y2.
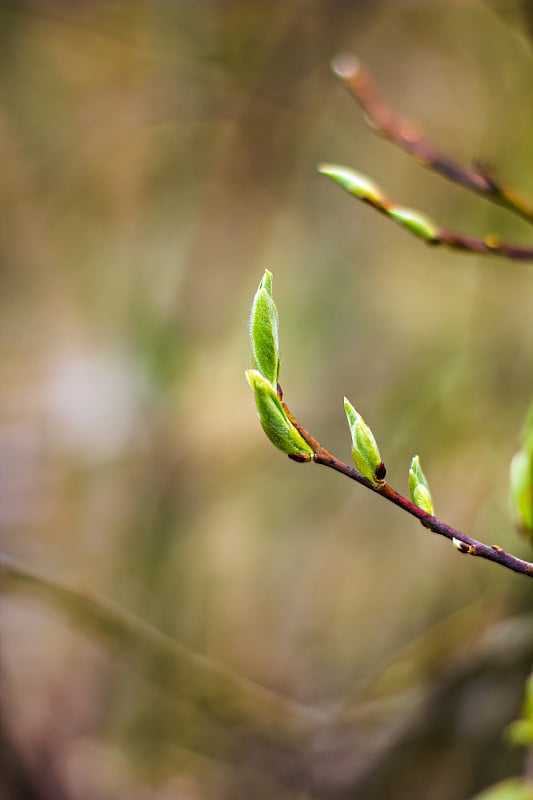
509 404 533 542
245 370 314 458
409 455 434 515
344 397 384 485
509 450 533 541
249 270 280 387
318 164 386 206
388 206 439 242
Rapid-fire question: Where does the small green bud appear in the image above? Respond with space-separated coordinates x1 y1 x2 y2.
506 672 533 748
245 370 314 458
318 164 386 206
344 397 384 485
409 455 434 515
249 270 280 387
388 206 439 242
509 404 533 542
412 484 434 515
452 538 473 554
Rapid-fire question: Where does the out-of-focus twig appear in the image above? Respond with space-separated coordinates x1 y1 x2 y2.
319 163 533 260
0 552 324 742
331 53 533 226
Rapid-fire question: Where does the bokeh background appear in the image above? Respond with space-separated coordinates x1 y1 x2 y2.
1 1 533 798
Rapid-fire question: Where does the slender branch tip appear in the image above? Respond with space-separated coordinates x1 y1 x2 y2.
331 53 360 79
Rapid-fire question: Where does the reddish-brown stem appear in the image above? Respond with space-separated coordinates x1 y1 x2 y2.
366 194 533 259
433 229 533 260
321 167 533 260
283 401 533 579
332 53 533 227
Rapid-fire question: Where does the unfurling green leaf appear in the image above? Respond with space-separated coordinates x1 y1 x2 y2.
318 164 386 206
409 455 434 515
388 206 439 243
509 405 533 542
249 270 280 387
344 397 384 485
245 370 314 458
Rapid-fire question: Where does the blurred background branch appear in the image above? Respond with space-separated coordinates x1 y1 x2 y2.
331 52 533 224
1 1 532 798
2 550 533 799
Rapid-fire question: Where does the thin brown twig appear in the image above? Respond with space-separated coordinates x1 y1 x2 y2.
282 399 533 579
436 229 533 260
319 162 533 260
332 53 533 227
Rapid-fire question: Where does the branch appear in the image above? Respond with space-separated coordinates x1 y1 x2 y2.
0 552 323 742
331 53 533 226
282 400 533 579
319 163 533 261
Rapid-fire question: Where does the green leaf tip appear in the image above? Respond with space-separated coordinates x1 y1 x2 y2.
509 404 533 543
409 455 434 515
388 206 439 242
259 269 273 297
249 270 280 387
344 397 384 485
245 370 314 458
318 164 385 206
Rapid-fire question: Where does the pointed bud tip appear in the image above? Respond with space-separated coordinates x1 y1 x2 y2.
245 368 261 388
389 206 438 242
259 270 273 295
343 396 358 426
318 163 343 178
249 272 280 386
331 53 360 79
318 164 384 204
